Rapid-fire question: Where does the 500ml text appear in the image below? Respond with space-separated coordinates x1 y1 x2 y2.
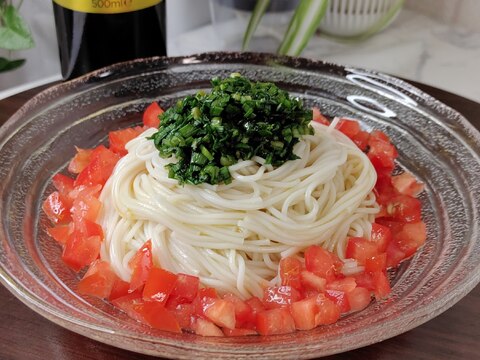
92 0 133 9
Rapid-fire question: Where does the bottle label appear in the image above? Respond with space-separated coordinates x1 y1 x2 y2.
53 0 162 14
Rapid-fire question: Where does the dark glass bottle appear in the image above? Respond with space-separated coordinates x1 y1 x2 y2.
52 0 166 79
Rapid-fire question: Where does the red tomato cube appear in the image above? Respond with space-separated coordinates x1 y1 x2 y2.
279 257 303 290
290 297 318 330
128 240 153 292
192 317 223 337
108 126 144 156
346 287 372 312
256 308 296 335
304 245 337 282
204 298 236 329
143 267 178 304
62 233 101 272
42 191 71 224
143 101 163 128
314 294 341 325
77 260 116 299
68 147 93 174
336 118 361 139
74 145 120 187
345 237 379 264
263 286 301 309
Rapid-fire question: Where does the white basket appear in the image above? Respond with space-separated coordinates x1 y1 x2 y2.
319 0 404 38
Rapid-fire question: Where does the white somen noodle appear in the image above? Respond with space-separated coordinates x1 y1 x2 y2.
99 121 378 299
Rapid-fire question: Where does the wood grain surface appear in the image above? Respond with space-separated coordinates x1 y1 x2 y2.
0 81 479 360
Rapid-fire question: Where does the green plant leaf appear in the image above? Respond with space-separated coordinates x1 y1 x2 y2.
0 4 34 50
0 56 25 72
277 0 328 56
242 0 270 51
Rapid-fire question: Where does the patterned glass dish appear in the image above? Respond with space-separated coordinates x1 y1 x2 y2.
0 53 479 359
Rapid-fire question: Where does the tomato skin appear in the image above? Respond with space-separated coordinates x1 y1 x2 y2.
167 273 200 306
279 257 303 290
304 245 336 281
135 301 182 333
314 294 341 325
77 260 116 299
74 145 120 187
46 224 72 245
62 233 101 272
312 107 330 125
108 126 144 156
142 267 178 304
68 147 93 174
109 277 131 301
365 253 387 273
300 270 326 293
263 286 301 309
222 327 258 336
223 293 255 328
325 290 350 313
52 173 75 196
204 298 236 329
192 317 223 337
42 191 71 224
336 118 361 139
392 172 424 197
352 130 370 151
370 223 392 253
345 237 379 264
326 277 357 293
143 102 163 128
128 240 153 292
256 308 296 335
346 287 371 312
384 195 422 223
290 297 318 331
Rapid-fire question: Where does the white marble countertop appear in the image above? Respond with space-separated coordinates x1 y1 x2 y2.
170 8 480 104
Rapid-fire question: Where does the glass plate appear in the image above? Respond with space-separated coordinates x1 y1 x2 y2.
0 52 479 359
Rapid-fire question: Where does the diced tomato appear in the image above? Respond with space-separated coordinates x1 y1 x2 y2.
42 191 71 224
300 270 326 292
192 317 223 337
384 195 422 223
128 240 153 292
256 308 296 335
71 193 102 225
365 253 387 273
46 224 72 245
169 303 195 330
370 223 392 253
134 301 182 333
76 219 104 238
68 184 102 201
263 286 301 309
353 271 376 291
326 277 357 293
111 292 145 322
385 240 407 268
143 267 178 304
77 260 116 299
222 327 258 336
372 271 391 300
223 293 255 328
394 221 427 257
336 118 361 139
290 297 318 331
312 107 330 125
192 288 219 317
109 277 131 301
304 245 336 282
245 296 265 316
68 147 93 174
351 130 370 151
392 172 424 197
314 294 340 325
204 298 236 329
108 126 144 156
346 287 371 312
143 102 163 128
52 173 75 196
325 290 350 313
370 130 391 143
279 257 303 290
345 237 379 264
367 136 397 172
167 273 200 306
74 145 120 187
62 233 101 272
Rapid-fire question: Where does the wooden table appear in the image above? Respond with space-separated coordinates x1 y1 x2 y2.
0 82 479 360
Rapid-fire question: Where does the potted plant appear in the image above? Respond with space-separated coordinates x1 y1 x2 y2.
0 0 34 73
243 0 405 56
